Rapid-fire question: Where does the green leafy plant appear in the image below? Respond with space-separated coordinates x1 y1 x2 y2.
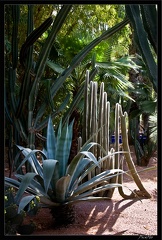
5 5 131 175
125 5 157 92
5 116 126 225
4 186 38 235
130 112 157 166
95 55 140 102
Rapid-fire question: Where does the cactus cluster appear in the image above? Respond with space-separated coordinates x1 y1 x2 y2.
80 70 151 199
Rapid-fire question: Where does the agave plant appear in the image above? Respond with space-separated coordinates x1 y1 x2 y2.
5 116 125 226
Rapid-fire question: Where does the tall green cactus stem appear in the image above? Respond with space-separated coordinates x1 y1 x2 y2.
118 107 151 198
16 5 34 119
87 81 98 179
97 82 104 162
12 5 20 69
106 101 110 169
114 103 120 179
107 103 120 198
103 92 109 170
27 5 35 153
82 77 112 187
92 81 98 178
91 82 98 158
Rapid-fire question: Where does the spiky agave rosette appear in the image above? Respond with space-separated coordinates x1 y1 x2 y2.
5 116 126 226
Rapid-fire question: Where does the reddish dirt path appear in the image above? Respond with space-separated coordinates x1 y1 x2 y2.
27 185 157 236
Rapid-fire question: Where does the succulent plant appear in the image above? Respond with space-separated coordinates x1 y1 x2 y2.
5 116 125 225
4 186 37 235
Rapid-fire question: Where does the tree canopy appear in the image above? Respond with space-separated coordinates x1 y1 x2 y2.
4 4 157 150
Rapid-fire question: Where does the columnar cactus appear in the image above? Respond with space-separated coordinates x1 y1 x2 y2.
80 70 152 199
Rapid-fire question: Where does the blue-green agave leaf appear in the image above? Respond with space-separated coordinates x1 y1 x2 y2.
55 175 71 203
67 142 99 179
71 183 122 201
65 196 111 205
72 169 124 197
68 158 93 192
56 118 62 140
16 146 45 176
18 195 36 213
29 177 47 196
14 172 37 204
5 177 21 189
14 173 45 196
56 119 74 177
50 161 60 191
15 146 36 172
80 151 99 168
46 116 56 159
43 159 58 194
76 151 127 184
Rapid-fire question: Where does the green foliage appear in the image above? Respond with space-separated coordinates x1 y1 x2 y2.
5 4 132 174
5 5 73 153
4 186 37 235
125 5 157 92
130 111 157 167
95 55 140 102
124 52 157 166
5 4 157 193
57 5 131 62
